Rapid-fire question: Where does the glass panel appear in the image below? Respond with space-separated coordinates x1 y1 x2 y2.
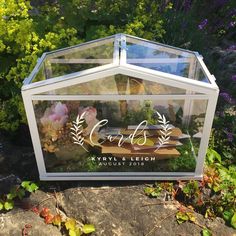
40 74 188 95
46 39 114 78
33 99 207 173
30 38 115 83
195 62 210 83
126 37 210 83
31 63 46 84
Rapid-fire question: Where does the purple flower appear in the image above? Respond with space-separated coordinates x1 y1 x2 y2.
231 75 236 82
229 21 236 27
227 45 236 51
227 132 234 142
198 19 208 30
220 92 236 104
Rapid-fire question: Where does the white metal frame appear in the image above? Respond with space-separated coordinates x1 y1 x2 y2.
21 33 219 181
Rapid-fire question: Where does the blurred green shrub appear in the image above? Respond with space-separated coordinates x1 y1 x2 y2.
0 0 80 132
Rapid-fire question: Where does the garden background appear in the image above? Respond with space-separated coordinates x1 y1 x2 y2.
0 0 236 235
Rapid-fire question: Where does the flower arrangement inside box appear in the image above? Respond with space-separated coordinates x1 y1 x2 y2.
34 97 204 173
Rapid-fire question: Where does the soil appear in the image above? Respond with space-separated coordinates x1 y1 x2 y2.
0 132 235 236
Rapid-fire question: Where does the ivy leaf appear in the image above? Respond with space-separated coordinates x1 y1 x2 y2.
206 149 221 164
65 218 76 231
202 228 212 236
223 209 234 222
187 212 196 222
17 188 26 199
31 206 40 215
69 228 81 236
4 200 14 210
28 183 39 192
176 211 189 224
40 207 50 217
82 224 95 234
231 212 236 229
144 187 161 197
21 181 39 192
52 214 62 227
44 213 54 224
21 181 30 189
7 193 16 200
7 187 25 200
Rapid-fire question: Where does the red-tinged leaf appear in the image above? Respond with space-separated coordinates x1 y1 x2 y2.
40 207 50 217
45 213 54 224
31 207 40 215
52 214 62 227
22 224 32 236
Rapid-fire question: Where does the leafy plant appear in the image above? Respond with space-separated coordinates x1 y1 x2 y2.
144 149 236 229
40 207 95 236
0 0 79 132
21 181 39 193
0 181 39 212
176 209 196 224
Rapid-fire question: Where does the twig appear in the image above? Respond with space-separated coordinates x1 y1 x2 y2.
53 190 60 214
141 201 177 207
144 211 177 236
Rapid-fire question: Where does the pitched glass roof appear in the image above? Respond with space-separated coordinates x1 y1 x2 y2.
23 34 215 90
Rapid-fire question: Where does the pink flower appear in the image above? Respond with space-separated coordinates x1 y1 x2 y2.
79 107 97 124
40 102 68 130
79 107 99 135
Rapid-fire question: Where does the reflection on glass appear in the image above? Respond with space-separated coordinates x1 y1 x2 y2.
46 41 114 78
33 99 207 173
31 63 46 84
30 39 115 83
126 37 210 83
40 74 188 95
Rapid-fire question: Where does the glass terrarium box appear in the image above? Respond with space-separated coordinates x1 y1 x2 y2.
22 34 219 180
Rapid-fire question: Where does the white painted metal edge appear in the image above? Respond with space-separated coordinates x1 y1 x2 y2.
48 58 191 64
121 64 218 93
22 63 118 92
120 34 126 65
45 172 196 177
21 91 47 175
31 94 210 101
195 90 219 175
40 175 202 181
196 54 219 89
23 53 47 85
116 65 215 94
